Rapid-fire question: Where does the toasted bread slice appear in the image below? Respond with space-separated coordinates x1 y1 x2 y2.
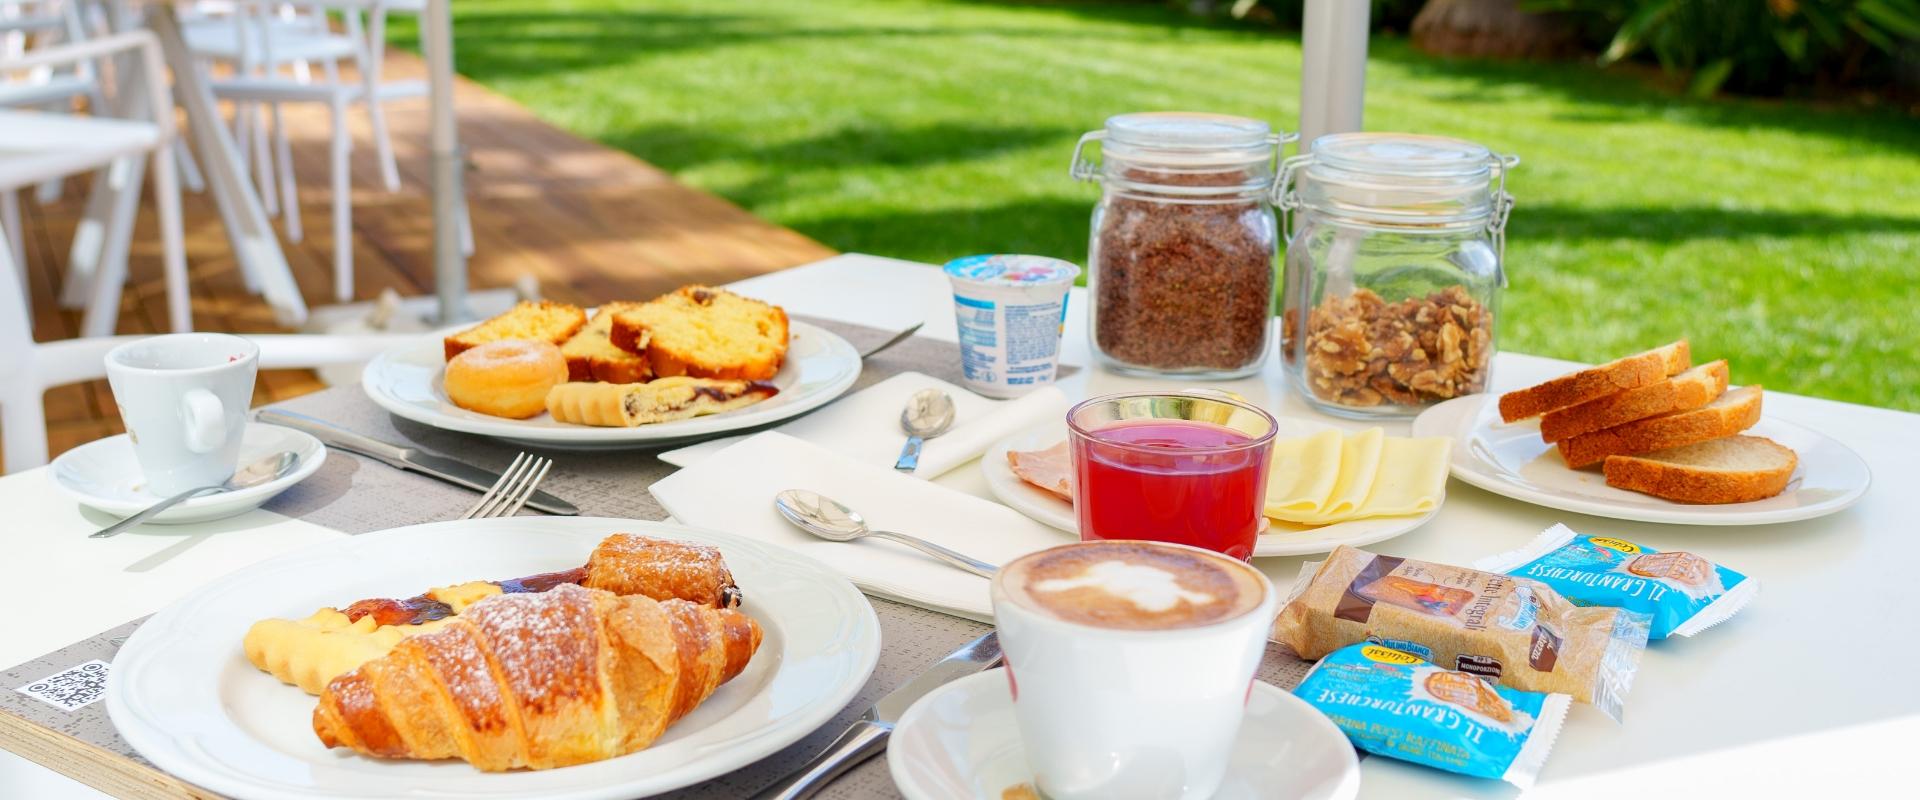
609 286 789 381
1603 435 1797 504
1498 341 1690 422
1539 360 1729 443
560 303 651 383
443 300 587 361
1557 385 1762 469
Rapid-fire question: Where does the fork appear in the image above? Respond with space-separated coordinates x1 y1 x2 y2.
459 453 554 519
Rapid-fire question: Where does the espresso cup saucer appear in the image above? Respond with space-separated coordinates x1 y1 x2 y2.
889 669 1361 800
49 423 326 525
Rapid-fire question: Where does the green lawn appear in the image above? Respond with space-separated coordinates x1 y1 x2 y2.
397 0 1920 411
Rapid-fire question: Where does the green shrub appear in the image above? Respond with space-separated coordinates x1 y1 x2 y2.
1528 0 1920 95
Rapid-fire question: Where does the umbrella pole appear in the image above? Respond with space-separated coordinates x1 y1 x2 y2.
1297 0 1369 152
426 0 470 324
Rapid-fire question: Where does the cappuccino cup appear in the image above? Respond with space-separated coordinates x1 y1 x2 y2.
990 539 1279 800
104 333 260 496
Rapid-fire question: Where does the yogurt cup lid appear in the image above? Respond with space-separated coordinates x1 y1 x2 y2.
943 254 1080 287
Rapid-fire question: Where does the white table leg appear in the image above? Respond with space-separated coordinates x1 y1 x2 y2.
147 5 308 328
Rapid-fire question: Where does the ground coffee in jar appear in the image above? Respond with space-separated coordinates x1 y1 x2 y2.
1071 113 1294 378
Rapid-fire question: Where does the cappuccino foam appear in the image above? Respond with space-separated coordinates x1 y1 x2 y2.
1000 541 1266 630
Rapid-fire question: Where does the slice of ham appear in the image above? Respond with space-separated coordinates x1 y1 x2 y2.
1007 441 1072 502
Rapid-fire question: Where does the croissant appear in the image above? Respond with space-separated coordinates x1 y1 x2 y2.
312 583 762 770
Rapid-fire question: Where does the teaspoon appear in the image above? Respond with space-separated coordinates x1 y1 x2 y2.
893 388 956 473
774 489 997 578
91 451 300 538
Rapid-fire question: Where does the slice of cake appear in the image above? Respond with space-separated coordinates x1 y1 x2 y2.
442 300 587 361
1556 385 1763 469
1538 361 1729 443
609 286 789 381
560 303 651 383
1603 435 1797 504
1497 341 1690 422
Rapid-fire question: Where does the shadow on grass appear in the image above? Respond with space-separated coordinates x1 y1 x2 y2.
1517 203 1920 242
597 122 1064 176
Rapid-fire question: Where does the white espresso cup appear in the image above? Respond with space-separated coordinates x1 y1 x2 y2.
990 539 1279 800
104 333 260 496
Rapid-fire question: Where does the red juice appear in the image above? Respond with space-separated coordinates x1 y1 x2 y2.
1070 419 1271 561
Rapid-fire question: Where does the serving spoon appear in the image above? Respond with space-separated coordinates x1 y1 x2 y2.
91 451 300 538
774 489 997 578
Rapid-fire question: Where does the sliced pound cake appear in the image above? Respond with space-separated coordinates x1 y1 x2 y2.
561 303 651 383
609 286 789 381
1539 360 1729 443
443 300 587 361
1604 436 1797 504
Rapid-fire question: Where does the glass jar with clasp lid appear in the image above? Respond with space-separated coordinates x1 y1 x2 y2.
1276 133 1517 418
1070 112 1297 379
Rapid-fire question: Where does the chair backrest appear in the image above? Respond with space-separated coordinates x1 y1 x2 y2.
0 0 97 92
0 227 36 383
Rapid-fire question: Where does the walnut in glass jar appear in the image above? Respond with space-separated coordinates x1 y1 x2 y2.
1287 286 1493 408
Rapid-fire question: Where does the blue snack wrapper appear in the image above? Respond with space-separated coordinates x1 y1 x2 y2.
1295 643 1569 788
1476 524 1757 640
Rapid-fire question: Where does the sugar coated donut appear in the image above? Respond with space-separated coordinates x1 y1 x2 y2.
444 339 568 419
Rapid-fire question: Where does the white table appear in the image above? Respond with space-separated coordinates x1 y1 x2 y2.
4 253 1915 798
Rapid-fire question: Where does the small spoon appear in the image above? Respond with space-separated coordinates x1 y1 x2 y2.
893 388 956 473
774 489 997 578
91 451 300 539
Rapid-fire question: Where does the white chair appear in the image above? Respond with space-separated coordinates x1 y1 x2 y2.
0 30 190 334
1 0 108 269
0 224 415 473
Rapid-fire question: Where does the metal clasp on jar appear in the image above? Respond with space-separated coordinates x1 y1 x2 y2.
1068 130 1298 183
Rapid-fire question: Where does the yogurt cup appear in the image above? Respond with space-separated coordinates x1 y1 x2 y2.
942 254 1080 398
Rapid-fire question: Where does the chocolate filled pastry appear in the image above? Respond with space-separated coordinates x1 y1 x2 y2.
313 584 762 770
1272 545 1650 722
545 377 779 427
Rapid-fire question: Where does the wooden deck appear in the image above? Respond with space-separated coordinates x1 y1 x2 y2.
7 47 836 467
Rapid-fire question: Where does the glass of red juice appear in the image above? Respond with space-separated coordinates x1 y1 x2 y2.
1066 393 1277 561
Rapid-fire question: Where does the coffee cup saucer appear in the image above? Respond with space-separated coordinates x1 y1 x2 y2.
49 423 326 524
888 669 1361 800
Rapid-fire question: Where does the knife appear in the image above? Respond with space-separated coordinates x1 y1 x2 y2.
858 321 923 360
255 408 580 516
750 631 1002 800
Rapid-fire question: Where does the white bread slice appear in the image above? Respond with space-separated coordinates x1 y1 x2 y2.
1557 385 1763 469
1539 360 1729 443
1498 340 1690 422
1603 436 1797 504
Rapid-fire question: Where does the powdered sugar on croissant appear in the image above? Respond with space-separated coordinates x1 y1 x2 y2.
312 583 762 770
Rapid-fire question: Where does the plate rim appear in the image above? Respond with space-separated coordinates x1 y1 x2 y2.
886 668 1361 800
359 320 862 445
1412 393 1873 526
47 422 327 519
979 423 1441 557
104 516 882 800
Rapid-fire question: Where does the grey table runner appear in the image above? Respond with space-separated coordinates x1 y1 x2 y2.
1 316 1314 799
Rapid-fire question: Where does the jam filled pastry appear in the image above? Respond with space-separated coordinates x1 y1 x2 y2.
545 377 779 427
313 584 763 770
586 532 743 609
1423 670 1515 723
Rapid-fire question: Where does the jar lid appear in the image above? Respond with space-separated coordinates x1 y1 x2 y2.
1102 112 1276 168
1292 133 1514 226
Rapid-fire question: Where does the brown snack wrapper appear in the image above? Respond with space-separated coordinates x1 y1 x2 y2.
1272 545 1649 722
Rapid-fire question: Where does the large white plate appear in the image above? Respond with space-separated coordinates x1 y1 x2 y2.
49 423 326 524
981 422 1440 558
888 670 1359 800
361 320 861 450
1411 393 1872 525
106 517 881 800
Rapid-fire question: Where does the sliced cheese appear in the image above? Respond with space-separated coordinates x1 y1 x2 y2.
1263 429 1343 518
1269 428 1383 524
1353 436 1451 518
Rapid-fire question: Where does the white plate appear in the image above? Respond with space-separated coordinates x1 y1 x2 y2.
1410 394 1872 525
361 320 862 450
49 423 326 524
888 669 1360 800
981 423 1440 557
106 516 881 800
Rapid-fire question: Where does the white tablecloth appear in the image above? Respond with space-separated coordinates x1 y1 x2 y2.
5 252 1915 798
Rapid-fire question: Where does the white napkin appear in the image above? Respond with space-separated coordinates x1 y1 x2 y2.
649 431 1070 621
660 373 1068 479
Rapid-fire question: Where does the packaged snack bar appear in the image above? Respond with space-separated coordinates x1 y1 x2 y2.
1271 545 1648 722
1475 524 1757 640
1295 643 1570 788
